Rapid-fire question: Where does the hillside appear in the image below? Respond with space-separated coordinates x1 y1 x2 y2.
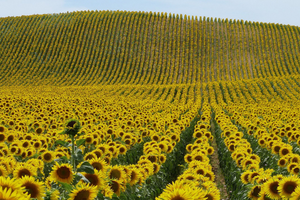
2 10 300 200
0 10 300 86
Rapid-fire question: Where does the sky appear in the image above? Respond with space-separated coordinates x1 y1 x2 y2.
0 0 299 27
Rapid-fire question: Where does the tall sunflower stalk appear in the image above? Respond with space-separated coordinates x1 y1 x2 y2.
63 119 81 172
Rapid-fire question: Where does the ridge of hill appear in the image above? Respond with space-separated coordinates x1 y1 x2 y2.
0 10 300 86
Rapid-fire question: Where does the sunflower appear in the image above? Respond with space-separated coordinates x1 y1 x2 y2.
272 143 281 154
108 179 124 196
146 155 158 163
191 152 206 162
206 146 214 155
50 190 60 200
204 186 221 200
0 187 29 200
26 159 44 175
291 165 300 175
279 146 292 157
6 133 15 143
63 119 81 137
153 163 160 174
248 185 261 200
68 183 98 200
0 176 24 194
13 163 37 179
92 149 103 158
0 132 6 143
178 172 202 182
82 170 106 189
194 166 206 176
156 180 206 200
108 166 127 181
0 165 8 177
128 167 142 186
20 176 45 200
290 184 300 200
118 145 127 155
278 157 288 167
88 158 108 173
84 152 96 161
101 184 114 198
85 135 93 145
287 163 297 173
258 190 273 200
9 146 19 155
50 163 73 184
41 151 55 163
261 178 281 200
33 141 41 149
278 175 300 199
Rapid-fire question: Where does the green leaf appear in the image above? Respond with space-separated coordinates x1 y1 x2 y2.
55 140 69 147
75 172 90 183
74 148 84 163
76 139 86 147
77 161 94 174
58 181 72 193
54 156 69 163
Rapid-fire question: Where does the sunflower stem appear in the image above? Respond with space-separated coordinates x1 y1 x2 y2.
71 135 76 173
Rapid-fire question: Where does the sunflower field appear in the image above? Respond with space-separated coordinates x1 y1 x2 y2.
1 9 300 200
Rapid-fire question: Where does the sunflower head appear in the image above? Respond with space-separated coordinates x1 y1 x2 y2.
20 175 45 200
13 163 37 179
262 178 280 199
248 185 261 199
278 175 300 199
63 119 81 136
69 183 98 200
50 163 73 184
83 170 106 189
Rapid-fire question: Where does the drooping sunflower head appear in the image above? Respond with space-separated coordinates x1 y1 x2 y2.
63 119 81 136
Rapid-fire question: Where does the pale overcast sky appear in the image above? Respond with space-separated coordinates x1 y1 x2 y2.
0 0 299 26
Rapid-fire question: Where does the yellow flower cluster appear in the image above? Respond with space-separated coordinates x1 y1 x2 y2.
158 102 220 200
